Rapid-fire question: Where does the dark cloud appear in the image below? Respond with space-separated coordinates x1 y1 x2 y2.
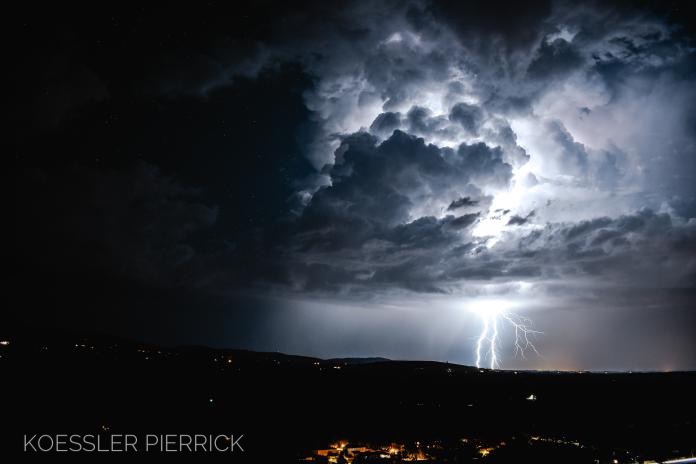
448 142 513 188
387 215 472 249
527 38 584 79
406 106 432 133
449 103 484 135
295 130 505 255
404 106 455 139
447 196 479 211
369 111 402 136
500 209 696 286
264 128 521 293
564 217 613 241
450 212 481 229
508 216 527 226
507 210 536 226
424 0 553 51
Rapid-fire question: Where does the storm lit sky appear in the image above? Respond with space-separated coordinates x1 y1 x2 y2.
11 1 696 370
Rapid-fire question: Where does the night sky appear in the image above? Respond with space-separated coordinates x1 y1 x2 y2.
11 1 696 370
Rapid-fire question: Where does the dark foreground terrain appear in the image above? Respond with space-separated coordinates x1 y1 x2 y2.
1 326 694 463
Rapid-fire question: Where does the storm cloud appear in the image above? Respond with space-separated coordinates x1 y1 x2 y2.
12 0 696 369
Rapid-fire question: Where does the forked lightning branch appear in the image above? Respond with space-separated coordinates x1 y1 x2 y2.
472 301 541 369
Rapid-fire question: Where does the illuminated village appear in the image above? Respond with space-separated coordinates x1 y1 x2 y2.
298 436 690 463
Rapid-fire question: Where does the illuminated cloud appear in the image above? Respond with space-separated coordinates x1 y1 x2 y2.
14 0 696 370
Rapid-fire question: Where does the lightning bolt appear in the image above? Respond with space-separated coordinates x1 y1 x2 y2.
502 313 541 360
475 315 489 369
474 307 541 369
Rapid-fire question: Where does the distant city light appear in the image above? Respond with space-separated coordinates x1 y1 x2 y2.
0 340 10 346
